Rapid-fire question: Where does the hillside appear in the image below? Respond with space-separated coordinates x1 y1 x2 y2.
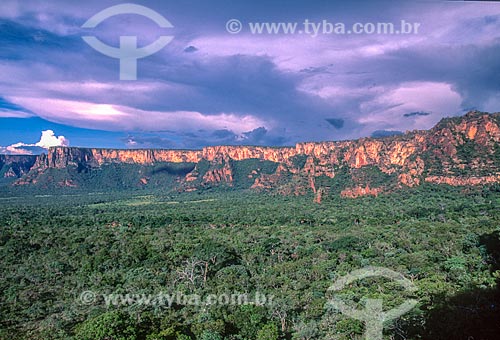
2 111 500 197
0 154 37 183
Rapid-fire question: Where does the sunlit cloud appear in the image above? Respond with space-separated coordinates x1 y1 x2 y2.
0 129 69 155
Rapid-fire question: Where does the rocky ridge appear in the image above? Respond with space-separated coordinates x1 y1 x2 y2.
4 111 500 197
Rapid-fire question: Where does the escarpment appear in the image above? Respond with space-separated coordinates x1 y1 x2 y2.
4 111 500 197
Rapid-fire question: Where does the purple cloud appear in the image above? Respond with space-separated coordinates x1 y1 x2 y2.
0 0 499 148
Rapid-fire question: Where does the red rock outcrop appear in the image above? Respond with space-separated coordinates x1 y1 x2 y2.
341 185 383 198
44 147 202 168
202 161 234 185
424 175 500 186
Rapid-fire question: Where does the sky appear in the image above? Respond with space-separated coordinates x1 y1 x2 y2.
0 0 500 154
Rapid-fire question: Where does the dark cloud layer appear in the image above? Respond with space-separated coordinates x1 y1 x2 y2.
325 118 345 129
404 111 430 118
0 0 499 149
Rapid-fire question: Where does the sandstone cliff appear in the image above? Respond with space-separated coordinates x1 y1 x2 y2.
6 111 500 196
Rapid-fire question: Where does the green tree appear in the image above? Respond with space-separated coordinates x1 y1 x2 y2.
256 323 279 340
199 330 223 340
74 310 137 340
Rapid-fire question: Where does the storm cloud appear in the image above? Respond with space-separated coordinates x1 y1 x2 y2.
0 0 499 149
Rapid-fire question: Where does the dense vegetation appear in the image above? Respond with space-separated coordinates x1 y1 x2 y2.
1 184 499 339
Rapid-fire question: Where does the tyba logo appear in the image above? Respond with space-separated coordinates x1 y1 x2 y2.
82 4 174 80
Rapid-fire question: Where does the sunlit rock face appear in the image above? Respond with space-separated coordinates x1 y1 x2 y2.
10 111 500 196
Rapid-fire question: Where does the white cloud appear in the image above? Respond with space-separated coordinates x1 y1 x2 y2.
0 130 69 155
35 130 69 148
0 143 36 155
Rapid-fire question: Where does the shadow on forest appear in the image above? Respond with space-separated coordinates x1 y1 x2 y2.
405 231 500 340
149 164 196 176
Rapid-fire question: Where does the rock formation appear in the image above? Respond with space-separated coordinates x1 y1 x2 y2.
3 111 499 198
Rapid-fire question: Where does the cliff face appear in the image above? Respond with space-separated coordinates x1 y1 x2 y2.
202 145 297 162
40 147 203 169
7 111 500 196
